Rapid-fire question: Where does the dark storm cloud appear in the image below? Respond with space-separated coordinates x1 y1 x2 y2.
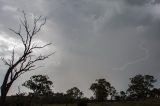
1 0 160 96
43 0 160 93
125 0 160 6
125 0 150 5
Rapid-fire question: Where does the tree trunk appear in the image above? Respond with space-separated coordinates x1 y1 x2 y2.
111 96 113 101
0 68 13 106
0 81 12 106
0 86 8 106
0 96 6 106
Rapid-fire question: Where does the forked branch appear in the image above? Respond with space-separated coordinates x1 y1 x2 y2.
0 11 53 106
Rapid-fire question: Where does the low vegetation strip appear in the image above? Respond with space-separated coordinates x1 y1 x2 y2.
32 101 160 106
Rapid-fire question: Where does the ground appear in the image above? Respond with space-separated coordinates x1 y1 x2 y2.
32 101 160 106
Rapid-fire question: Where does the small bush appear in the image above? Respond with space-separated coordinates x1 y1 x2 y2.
77 100 87 106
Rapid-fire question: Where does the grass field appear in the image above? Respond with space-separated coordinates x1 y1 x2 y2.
32 101 160 106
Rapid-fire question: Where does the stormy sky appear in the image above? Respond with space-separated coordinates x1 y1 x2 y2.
1 0 160 97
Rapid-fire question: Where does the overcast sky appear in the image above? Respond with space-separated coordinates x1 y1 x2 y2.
1 0 160 97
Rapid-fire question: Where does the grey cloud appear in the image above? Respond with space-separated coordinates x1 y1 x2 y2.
1 0 160 96
125 0 150 5
125 0 160 7
124 0 160 6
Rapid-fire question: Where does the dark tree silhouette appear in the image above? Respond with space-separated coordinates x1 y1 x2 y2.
0 11 53 106
150 88 160 99
90 78 111 102
127 74 156 100
109 86 117 100
120 91 126 100
66 87 83 100
22 75 53 96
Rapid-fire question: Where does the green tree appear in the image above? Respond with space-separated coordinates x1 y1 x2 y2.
22 75 53 96
127 74 156 100
66 87 83 100
90 78 111 102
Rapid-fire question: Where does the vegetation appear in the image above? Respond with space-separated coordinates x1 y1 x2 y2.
1 73 160 106
127 74 157 100
23 75 53 96
90 79 111 102
66 87 83 100
0 12 53 106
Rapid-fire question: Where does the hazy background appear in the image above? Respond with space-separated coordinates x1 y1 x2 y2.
0 0 160 97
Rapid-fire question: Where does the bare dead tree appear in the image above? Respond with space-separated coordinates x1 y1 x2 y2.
0 11 53 106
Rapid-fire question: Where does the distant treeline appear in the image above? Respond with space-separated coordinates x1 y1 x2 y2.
3 74 160 106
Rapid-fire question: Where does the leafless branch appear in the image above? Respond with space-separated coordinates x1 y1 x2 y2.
30 43 52 50
0 11 53 105
1 58 11 67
